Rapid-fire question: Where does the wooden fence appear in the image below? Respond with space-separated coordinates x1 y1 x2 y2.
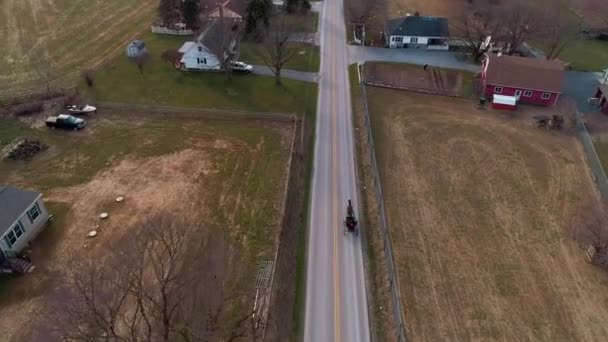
586 246 608 268
151 25 194 36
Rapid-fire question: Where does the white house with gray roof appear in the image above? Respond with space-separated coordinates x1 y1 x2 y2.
385 15 450 50
0 186 49 258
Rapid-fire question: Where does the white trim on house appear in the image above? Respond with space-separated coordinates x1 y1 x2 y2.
541 92 552 100
487 82 562 95
0 194 49 254
494 86 503 94
523 90 533 97
2 194 42 239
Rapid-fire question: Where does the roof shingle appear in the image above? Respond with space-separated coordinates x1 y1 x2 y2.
386 16 449 38
484 54 565 93
0 186 40 236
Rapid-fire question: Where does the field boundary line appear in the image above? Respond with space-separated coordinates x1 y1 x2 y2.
96 102 297 123
358 63 408 342
365 80 466 99
575 109 608 198
262 117 299 340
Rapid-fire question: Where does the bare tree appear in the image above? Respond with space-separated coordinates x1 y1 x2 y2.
346 0 379 44
535 6 581 60
204 17 241 79
498 1 542 54
24 211 263 342
49 212 202 341
257 13 304 86
572 201 608 251
455 4 502 61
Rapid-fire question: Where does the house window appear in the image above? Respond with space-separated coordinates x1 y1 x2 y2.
494 86 503 94
395 37 403 43
391 37 395 42
203 58 207 64
410 37 418 44
541 92 551 100
4 222 25 248
523 90 533 97
27 203 40 223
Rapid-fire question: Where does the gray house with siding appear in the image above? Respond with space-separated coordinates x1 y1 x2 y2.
385 15 450 50
0 186 49 259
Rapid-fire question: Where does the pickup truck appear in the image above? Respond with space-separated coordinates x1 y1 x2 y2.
45 114 86 130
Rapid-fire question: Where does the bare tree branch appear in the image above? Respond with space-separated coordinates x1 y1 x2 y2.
257 13 305 86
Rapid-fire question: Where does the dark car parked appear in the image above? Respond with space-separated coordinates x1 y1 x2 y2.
45 114 86 130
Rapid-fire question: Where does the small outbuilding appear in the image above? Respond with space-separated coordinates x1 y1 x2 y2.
384 15 450 50
126 40 147 58
593 84 608 114
0 186 49 258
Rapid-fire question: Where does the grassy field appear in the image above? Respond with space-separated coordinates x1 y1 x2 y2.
367 88 608 341
239 42 320 72
558 39 608 71
0 0 157 98
82 31 317 118
0 112 293 340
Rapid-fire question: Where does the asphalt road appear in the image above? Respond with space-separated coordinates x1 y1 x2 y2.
303 0 371 340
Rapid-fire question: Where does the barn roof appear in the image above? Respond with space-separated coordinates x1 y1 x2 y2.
484 54 565 93
0 186 41 235
385 16 449 37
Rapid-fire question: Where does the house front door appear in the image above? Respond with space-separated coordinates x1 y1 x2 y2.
515 90 522 100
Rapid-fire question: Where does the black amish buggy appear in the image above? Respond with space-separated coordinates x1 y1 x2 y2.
343 200 358 236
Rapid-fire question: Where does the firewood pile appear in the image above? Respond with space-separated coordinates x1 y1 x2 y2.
3 139 49 160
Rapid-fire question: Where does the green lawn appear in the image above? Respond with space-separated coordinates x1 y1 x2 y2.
83 31 317 118
558 39 608 72
239 42 320 72
286 12 319 33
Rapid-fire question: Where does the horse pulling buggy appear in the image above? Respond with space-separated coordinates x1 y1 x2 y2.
343 200 358 236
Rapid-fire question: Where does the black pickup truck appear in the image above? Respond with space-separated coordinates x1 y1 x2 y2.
45 114 86 130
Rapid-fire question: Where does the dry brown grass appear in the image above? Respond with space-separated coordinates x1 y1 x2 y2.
368 88 608 341
0 114 293 340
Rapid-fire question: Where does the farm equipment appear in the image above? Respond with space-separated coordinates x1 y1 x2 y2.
343 200 358 236
533 115 563 130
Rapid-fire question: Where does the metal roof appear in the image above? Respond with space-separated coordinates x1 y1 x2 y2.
0 186 41 236
386 16 449 38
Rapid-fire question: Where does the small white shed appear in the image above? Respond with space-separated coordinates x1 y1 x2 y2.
126 40 147 58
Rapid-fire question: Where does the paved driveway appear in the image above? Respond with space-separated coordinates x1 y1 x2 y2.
348 46 480 72
251 65 318 83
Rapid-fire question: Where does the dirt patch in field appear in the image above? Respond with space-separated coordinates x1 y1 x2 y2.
365 62 472 97
368 89 608 341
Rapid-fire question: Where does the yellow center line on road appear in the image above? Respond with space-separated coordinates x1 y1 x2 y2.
330 0 341 339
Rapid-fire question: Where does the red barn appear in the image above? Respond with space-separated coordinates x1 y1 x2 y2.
481 54 565 107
